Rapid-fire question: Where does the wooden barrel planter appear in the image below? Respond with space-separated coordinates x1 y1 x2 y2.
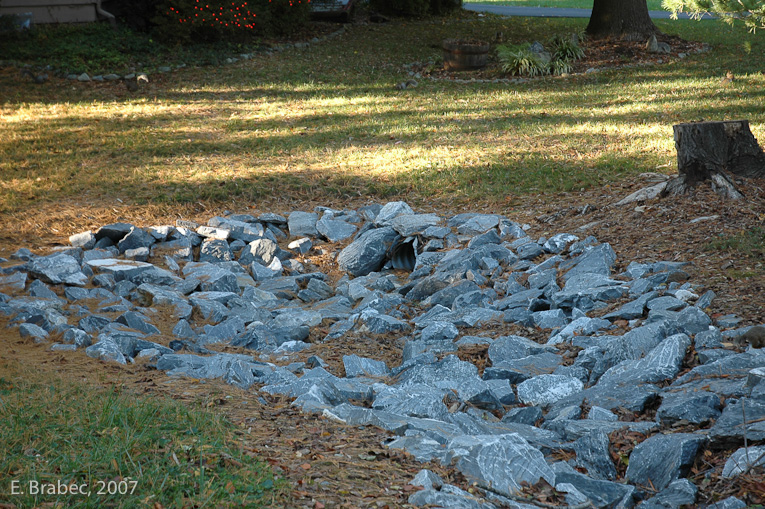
442 39 490 71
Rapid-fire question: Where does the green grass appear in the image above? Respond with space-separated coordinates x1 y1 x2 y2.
463 0 667 11
708 227 765 258
1 15 763 212
0 377 285 508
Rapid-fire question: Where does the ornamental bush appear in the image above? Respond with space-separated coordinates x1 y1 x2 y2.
153 0 310 43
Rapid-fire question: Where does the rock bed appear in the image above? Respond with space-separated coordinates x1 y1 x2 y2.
1 201 763 508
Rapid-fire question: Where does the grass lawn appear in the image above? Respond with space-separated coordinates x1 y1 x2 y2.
463 0 667 11
0 372 286 508
1 14 762 216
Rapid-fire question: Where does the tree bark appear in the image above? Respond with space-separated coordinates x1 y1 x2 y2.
663 120 765 199
586 0 659 41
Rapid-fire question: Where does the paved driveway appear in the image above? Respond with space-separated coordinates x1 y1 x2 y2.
463 3 708 19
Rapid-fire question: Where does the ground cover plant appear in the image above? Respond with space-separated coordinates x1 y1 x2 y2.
0 7 764 507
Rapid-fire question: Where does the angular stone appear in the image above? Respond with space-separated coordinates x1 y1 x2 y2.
86 258 154 282
95 222 135 242
656 390 721 425
316 216 357 243
517 374 584 407
199 239 232 263
638 479 697 509
287 211 319 237
625 433 706 491
485 352 563 384
598 333 690 386
573 431 618 481
85 338 127 364
721 445 765 478
69 231 96 249
343 354 390 378
19 323 49 342
443 433 556 494
117 226 155 254
562 243 617 282
375 201 414 225
552 462 635 508
337 226 399 277
115 311 160 336
543 233 579 254
453 214 500 235
28 253 88 286
488 335 552 365
709 398 765 446
389 213 441 237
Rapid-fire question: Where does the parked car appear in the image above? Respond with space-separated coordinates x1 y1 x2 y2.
310 0 357 22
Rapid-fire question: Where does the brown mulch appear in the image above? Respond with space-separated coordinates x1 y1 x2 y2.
421 32 706 81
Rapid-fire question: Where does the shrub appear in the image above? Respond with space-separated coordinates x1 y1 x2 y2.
153 0 310 43
550 34 584 62
497 43 549 76
497 34 584 77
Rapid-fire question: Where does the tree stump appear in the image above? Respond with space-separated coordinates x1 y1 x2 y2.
663 120 765 199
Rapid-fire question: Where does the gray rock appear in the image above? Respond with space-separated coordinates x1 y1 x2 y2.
517 374 584 407
86 258 154 282
287 211 319 238
316 216 357 242
721 445 765 478
484 352 563 384
625 433 706 491
543 233 579 254
656 390 721 425
343 354 390 378
389 213 441 236
597 333 690 386
420 321 458 342
0 272 27 291
375 201 414 225
502 406 542 426
443 433 556 494
562 243 617 282
573 431 618 481
408 484 496 508
453 214 500 235
96 222 134 242
709 398 765 445
199 239 232 263
552 462 635 508
637 479 697 508
27 253 88 286
85 338 127 364
704 497 747 509
19 323 49 342
115 311 161 335
117 226 155 254
337 226 399 277
183 263 239 293
69 231 96 249
488 335 552 364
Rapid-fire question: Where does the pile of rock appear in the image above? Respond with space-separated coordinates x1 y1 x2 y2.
1 201 763 508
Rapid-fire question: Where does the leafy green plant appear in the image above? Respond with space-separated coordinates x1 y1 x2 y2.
497 43 550 76
498 33 584 77
551 33 585 61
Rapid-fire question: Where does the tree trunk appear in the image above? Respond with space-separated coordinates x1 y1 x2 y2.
663 120 765 199
586 0 658 41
